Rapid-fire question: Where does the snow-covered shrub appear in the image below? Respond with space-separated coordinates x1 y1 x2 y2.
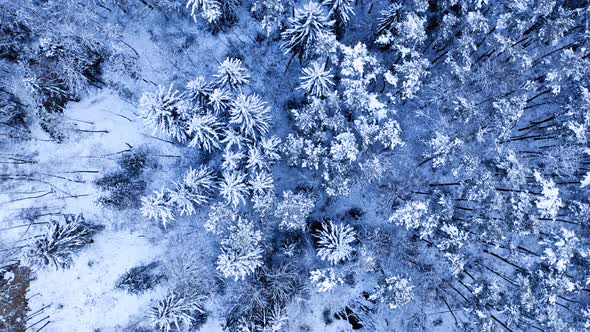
0 95 29 143
315 220 356 264
21 30 105 115
309 268 344 292
214 57 250 91
281 2 334 60
164 239 218 297
388 200 431 232
369 275 415 310
118 149 149 177
0 6 30 60
533 171 563 220
299 62 335 97
274 190 316 231
24 214 103 270
138 85 192 143
376 4 426 48
330 132 359 162
141 189 175 227
541 228 578 274
444 253 465 277
116 262 166 294
216 218 264 280
95 171 146 210
423 131 462 168
258 264 306 305
148 292 203 332
204 202 237 235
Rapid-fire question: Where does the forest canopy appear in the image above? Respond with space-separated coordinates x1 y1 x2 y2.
0 0 589 331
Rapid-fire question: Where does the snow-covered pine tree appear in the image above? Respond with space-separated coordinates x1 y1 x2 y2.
315 219 356 264
219 171 249 208
322 0 354 36
299 61 335 97
186 112 221 151
214 57 250 91
208 88 232 113
251 0 287 37
186 0 237 26
253 305 288 331
376 3 401 37
204 202 238 235
339 42 383 112
138 85 192 143
392 50 429 100
148 292 203 332
216 218 264 280
260 135 282 162
281 2 334 61
376 4 426 48
221 128 249 151
229 93 271 138
187 0 221 24
222 149 244 171
185 76 211 106
168 166 217 216
141 189 175 227
248 171 274 196
245 145 268 171
25 214 102 270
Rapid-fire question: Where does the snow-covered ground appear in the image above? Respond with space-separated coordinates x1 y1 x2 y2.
28 231 166 331
0 90 179 331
